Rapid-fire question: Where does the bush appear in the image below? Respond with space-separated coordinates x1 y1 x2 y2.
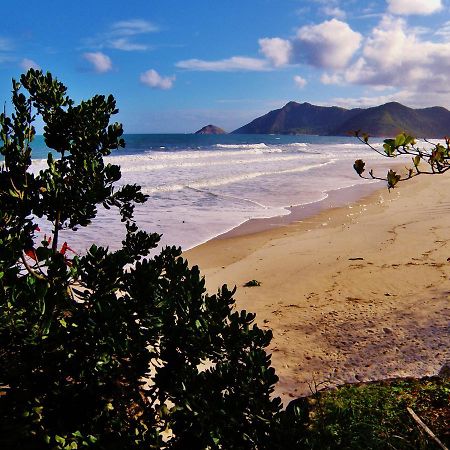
0 70 282 449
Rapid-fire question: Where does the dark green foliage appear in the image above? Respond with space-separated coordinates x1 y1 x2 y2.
0 70 282 449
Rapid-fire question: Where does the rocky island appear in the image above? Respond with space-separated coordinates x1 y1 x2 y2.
194 124 226 135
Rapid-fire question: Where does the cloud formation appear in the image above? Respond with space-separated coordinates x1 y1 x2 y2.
83 52 112 73
387 0 442 15
176 56 270 72
293 75 307 88
86 19 157 52
293 19 362 69
321 6 346 19
20 58 40 71
140 69 175 89
314 13 450 108
111 19 158 35
256 19 362 70
259 37 292 67
341 16 450 91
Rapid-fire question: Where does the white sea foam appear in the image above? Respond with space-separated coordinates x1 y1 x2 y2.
118 154 318 173
286 142 308 147
141 161 334 194
35 138 386 253
214 142 268 149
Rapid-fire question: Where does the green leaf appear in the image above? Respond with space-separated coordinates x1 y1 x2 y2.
394 133 405 147
55 435 66 445
353 159 365 175
383 143 394 156
387 170 401 189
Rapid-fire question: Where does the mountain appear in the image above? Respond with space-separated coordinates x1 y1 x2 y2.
195 124 226 135
232 101 450 138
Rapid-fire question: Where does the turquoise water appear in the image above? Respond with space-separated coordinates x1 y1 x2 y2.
20 133 362 160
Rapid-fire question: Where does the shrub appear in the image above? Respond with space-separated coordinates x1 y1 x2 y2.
0 70 282 449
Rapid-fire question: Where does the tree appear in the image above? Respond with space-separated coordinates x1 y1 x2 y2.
0 70 284 449
353 131 450 189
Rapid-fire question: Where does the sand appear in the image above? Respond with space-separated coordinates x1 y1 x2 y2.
185 174 450 404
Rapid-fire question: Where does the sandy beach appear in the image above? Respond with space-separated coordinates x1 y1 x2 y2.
185 174 450 403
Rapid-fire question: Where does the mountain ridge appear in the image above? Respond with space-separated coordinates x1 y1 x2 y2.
232 101 450 137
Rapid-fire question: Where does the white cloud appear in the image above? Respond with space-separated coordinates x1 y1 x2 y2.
340 15 450 92
332 93 401 108
109 38 148 51
322 6 346 19
293 75 307 88
176 56 270 72
258 37 292 66
111 19 158 35
435 20 450 40
140 69 175 89
331 88 450 109
293 19 362 69
85 19 157 52
316 14 450 109
83 52 112 73
387 0 442 15
20 58 40 71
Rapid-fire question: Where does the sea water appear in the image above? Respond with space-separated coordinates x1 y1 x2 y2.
14 134 389 253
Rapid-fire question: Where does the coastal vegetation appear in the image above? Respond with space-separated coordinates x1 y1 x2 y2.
0 70 282 449
0 70 448 449
353 131 450 189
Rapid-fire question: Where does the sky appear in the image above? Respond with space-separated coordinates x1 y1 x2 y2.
1 0 450 133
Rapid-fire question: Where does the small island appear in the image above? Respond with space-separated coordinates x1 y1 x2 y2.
194 124 226 135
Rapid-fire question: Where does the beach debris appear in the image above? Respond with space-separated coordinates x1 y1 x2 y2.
243 279 261 287
348 257 364 261
407 407 448 450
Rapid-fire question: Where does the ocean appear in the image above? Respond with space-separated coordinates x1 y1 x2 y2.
12 134 390 253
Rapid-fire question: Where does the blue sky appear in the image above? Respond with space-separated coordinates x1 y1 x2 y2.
1 0 449 133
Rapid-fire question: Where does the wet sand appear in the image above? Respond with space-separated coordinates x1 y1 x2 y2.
185 174 450 403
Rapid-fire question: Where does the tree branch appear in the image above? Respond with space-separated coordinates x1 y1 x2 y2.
407 407 448 450
21 252 46 281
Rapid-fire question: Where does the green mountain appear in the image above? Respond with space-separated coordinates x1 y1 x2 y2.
232 101 450 138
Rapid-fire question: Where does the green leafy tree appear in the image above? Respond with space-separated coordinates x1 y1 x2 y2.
353 131 450 189
0 70 284 449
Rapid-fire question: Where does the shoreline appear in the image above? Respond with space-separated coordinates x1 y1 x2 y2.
216 180 384 241
183 180 384 253
185 174 450 404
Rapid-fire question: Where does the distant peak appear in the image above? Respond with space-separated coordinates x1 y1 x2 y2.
380 101 406 108
194 124 226 135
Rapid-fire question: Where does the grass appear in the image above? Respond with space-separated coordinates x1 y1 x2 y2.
284 376 450 449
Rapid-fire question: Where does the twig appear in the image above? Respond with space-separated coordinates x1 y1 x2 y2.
21 252 46 281
406 407 448 450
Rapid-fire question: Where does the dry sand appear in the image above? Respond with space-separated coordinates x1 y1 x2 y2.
185 175 450 404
